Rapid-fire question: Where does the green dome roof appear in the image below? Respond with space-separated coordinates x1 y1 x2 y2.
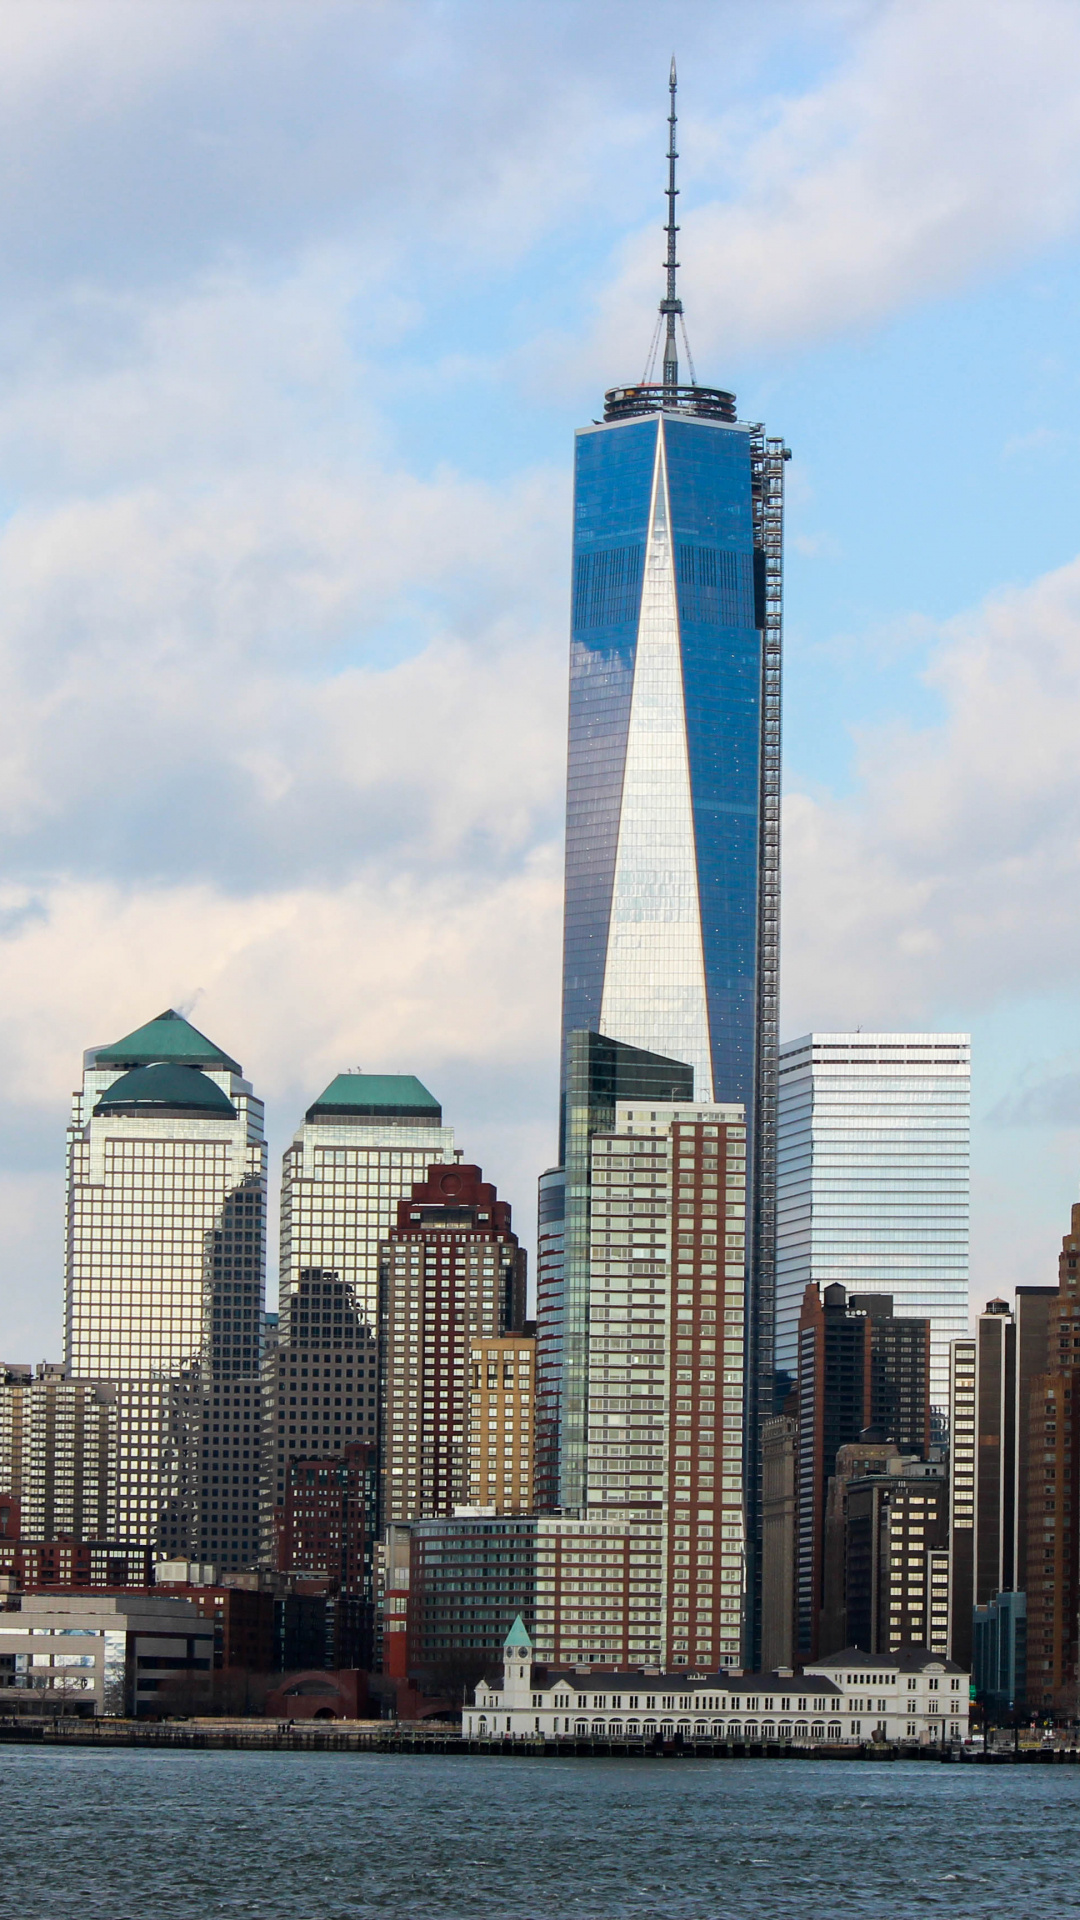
91 1008 241 1074
94 1063 237 1117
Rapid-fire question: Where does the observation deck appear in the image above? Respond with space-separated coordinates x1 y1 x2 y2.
603 381 737 424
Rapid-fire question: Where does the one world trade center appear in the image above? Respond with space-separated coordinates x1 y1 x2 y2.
552 64 789 1636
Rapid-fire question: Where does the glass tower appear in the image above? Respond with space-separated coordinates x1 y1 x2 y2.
555 68 787 1654
776 1032 971 1420
279 1072 455 1332
64 1007 266 1566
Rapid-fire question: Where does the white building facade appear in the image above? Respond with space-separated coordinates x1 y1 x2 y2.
777 1033 970 1418
469 1620 969 1746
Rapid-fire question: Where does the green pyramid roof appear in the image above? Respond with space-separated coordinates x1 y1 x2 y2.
93 1009 241 1075
306 1072 441 1124
94 1062 237 1117
503 1614 533 1652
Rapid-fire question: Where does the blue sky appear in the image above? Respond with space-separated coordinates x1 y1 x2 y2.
2 0 1080 1356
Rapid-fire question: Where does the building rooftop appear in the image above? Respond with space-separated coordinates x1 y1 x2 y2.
807 1647 965 1674
305 1072 441 1124
91 1008 242 1074
483 1667 843 1699
94 1062 237 1117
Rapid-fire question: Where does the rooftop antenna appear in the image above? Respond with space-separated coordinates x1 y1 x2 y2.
662 56 681 392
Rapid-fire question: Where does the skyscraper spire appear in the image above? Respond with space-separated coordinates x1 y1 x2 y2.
662 56 681 391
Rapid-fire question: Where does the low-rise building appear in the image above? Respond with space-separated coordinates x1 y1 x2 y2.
0 1592 213 1716
466 1620 969 1746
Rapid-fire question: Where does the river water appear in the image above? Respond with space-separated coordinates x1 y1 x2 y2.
2 1748 1076 1917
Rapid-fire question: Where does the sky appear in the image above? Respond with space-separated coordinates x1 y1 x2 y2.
3 0 1080 1358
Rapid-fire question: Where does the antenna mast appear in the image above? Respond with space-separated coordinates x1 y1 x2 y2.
604 58 737 422
661 56 681 392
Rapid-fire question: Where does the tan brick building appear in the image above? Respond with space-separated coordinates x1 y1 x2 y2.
467 1337 535 1513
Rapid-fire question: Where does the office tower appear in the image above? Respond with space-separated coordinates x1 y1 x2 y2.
534 1167 565 1512
862 1296 931 1459
973 1300 1016 1608
380 1163 526 1525
795 1281 932 1660
0 1366 116 1541
467 1335 535 1514
843 1456 948 1657
796 1282 870 1661
760 1407 798 1670
261 1269 378 1558
947 1290 1055 1668
1025 1203 1080 1712
555 73 788 1656
280 1072 455 1333
1012 1285 1058 1603
65 1008 266 1566
273 1442 377 1599
584 1100 747 1668
777 1032 970 1420
820 1436 902 1654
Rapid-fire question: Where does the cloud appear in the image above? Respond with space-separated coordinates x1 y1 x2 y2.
988 1071 1080 1128
585 0 1080 376
0 251 569 891
0 857 564 1352
782 551 1080 1029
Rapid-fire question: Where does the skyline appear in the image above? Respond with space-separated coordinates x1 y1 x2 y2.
3 1 1080 1358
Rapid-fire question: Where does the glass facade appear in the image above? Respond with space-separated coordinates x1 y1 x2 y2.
64 1010 267 1567
558 1030 693 1512
561 411 763 1114
279 1073 455 1332
559 403 785 1662
776 1033 970 1417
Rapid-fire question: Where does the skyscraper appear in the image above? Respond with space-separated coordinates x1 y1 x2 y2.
777 1032 971 1419
260 1266 378 1560
280 1072 455 1331
794 1281 932 1661
379 1162 526 1524
582 1098 747 1668
555 70 787 1651
64 1008 266 1567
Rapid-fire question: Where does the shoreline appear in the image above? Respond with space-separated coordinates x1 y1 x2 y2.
0 1719 1069 1762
